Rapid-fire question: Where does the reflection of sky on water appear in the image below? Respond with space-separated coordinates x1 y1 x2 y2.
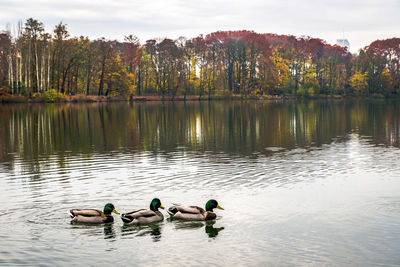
0 101 400 265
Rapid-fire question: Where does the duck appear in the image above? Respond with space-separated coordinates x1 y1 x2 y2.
121 198 165 224
167 199 224 221
69 203 119 223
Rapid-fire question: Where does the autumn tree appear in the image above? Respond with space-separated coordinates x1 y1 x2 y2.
349 71 368 95
2 20 400 99
0 32 11 88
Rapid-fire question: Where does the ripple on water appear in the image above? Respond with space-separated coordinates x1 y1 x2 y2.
6 137 400 195
2 130 400 266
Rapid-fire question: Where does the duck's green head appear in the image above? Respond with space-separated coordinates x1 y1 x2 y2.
150 198 165 212
205 199 224 212
104 203 119 215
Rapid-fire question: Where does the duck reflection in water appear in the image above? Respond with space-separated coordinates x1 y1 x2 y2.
121 223 162 242
103 223 116 240
168 218 224 238
69 222 117 240
205 221 224 238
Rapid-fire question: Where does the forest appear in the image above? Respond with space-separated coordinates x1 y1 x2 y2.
0 18 399 101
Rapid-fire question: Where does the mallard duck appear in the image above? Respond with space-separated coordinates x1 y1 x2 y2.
69 203 119 223
121 198 165 224
167 199 224 221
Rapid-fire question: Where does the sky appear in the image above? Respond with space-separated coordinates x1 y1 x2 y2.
1 0 399 53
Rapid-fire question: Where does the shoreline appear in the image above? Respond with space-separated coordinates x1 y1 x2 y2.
0 93 395 104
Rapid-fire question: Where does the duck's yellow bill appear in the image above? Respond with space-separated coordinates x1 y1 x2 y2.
216 205 224 210
160 205 165 209
113 209 120 214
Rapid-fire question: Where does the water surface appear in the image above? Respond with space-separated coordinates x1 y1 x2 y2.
1 100 400 266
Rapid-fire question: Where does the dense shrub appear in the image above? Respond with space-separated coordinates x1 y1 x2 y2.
44 89 67 102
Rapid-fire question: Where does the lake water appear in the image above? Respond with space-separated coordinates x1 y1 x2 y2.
0 100 400 266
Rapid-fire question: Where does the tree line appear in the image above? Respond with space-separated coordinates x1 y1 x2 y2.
0 18 399 99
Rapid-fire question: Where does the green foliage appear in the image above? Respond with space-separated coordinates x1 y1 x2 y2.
44 89 66 102
297 80 320 97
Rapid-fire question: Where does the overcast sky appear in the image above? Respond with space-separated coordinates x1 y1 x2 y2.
1 0 399 53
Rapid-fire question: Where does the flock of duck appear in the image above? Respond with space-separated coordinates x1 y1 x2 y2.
69 198 224 224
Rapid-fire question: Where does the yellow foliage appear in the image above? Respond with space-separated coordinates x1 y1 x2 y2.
303 59 317 81
349 72 368 95
381 69 393 88
270 48 290 88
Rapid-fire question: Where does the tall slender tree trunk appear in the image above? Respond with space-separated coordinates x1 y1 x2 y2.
28 41 31 93
47 47 50 90
24 57 28 93
74 68 78 94
61 66 71 94
51 48 56 90
67 75 71 95
41 47 45 91
8 55 13 91
137 64 141 95
57 54 61 91
11 56 14 94
98 55 106 96
86 69 91 95
86 52 91 95
19 54 22 93
35 42 40 92
15 53 19 93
